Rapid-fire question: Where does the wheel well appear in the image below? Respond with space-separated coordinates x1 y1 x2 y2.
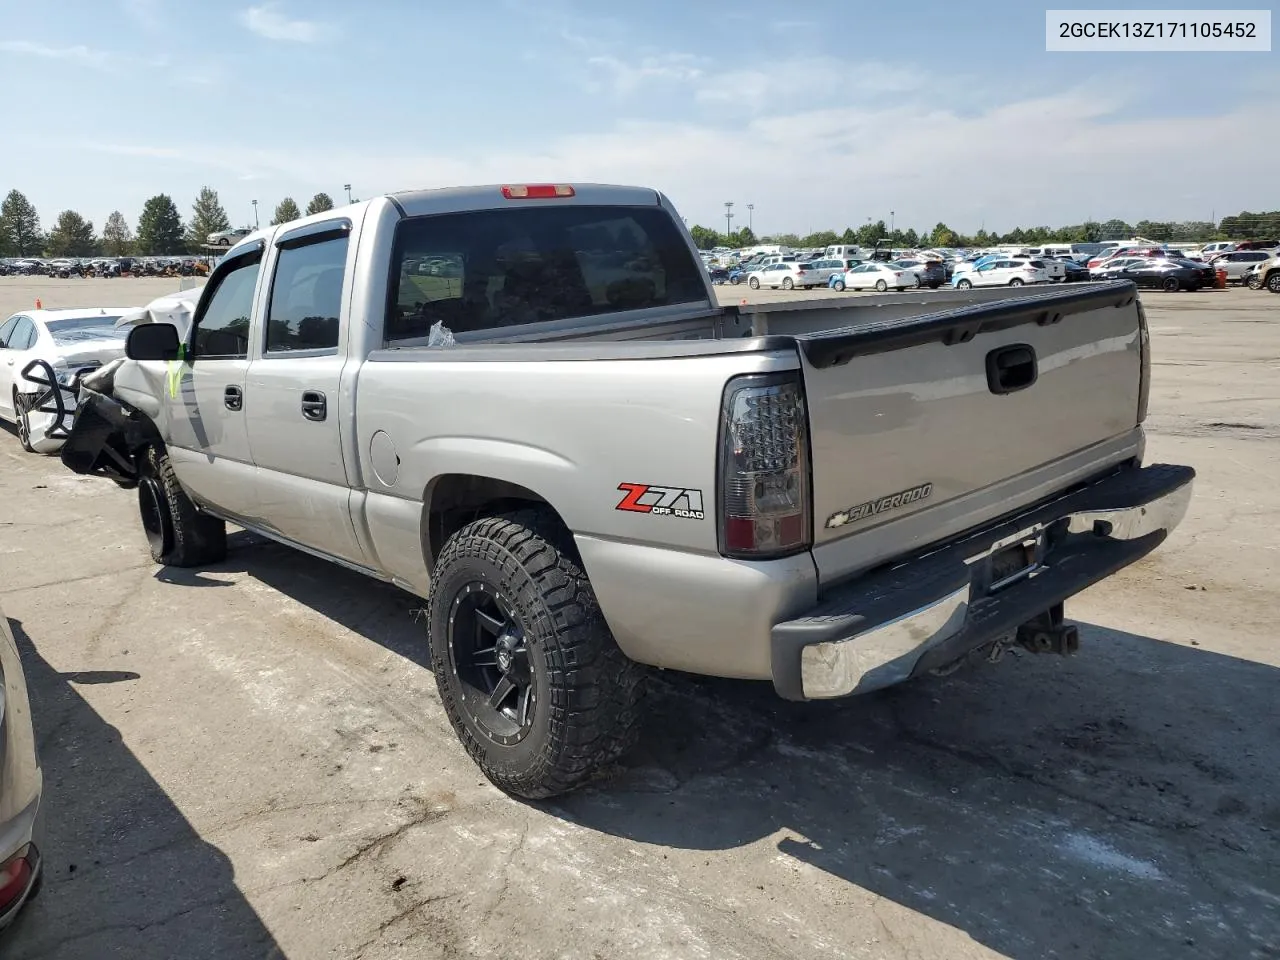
423 474 566 572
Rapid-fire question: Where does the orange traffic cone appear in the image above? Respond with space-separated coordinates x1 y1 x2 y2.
34 298 42 308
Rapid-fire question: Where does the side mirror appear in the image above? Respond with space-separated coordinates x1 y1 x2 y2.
125 322 182 361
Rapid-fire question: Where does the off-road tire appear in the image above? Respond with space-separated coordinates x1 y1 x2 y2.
427 509 646 799
13 391 35 453
137 444 227 566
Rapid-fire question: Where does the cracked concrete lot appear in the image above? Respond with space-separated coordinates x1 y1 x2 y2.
0 278 1277 959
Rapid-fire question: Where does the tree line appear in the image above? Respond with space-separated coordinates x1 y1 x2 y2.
689 212 1280 252
0 187 338 258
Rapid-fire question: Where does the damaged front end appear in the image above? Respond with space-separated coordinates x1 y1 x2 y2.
50 359 158 489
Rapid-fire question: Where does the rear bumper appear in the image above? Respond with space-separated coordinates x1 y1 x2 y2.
770 463 1194 700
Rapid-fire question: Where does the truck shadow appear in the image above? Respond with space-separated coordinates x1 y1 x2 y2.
553 626 1280 959
158 534 1280 959
0 618 286 960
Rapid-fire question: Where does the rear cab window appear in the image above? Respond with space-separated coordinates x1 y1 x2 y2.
385 205 708 344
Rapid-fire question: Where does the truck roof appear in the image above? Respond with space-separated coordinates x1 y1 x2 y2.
389 183 663 218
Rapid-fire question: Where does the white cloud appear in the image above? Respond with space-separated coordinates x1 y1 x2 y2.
122 0 164 31
586 52 705 95
239 2 337 43
0 40 113 68
76 81 1277 235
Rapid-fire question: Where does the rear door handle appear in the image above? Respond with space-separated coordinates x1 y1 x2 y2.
301 390 327 421
224 385 243 410
986 344 1038 395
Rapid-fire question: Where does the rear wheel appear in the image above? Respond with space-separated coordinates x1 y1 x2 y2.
730 276 740 285
1267 272 1280 294
782 277 794 290
957 278 972 290
875 279 888 292
748 276 760 289
427 509 646 799
1009 277 1024 286
137 445 227 566
1161 276 1179 292
832 280 846 292
912 275 922 288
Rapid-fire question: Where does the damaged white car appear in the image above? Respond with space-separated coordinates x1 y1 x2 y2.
0 309 136 454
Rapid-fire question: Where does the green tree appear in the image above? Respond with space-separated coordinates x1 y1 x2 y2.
902 228 919 248
101 210 134 256
136 194 186 254
839 227 858 244
186 186 231 250
688 224 720 250
271 197 301 226
801 230 839 248
305 192 335 216
1099 219 1134 241
731 226 757 247
0 190 44 256
45 210 98 257
928 222 958 247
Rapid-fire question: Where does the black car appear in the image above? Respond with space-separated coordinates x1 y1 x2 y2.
890 259 946 289
1111 259 1205 291
1053 257 1091 282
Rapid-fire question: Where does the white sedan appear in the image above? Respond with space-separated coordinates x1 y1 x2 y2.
0 308 133 453
953 259 1049 289
837 262 915 292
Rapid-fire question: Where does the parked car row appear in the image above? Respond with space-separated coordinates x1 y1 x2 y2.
0 256 214 278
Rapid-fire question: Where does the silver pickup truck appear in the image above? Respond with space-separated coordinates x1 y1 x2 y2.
58 183 1194 798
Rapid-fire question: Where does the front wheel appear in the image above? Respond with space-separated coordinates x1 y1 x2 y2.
832 280 846 292
13 392 34 453
748 277 760 289
428 509 646 799
782 277 794 290
957 278 972 290
137 445 227 566
1247 273 1262 290
875 279 888 292
1266 272 1280 294
1009 277 1024 286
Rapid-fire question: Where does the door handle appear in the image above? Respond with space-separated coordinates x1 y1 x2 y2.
224 385 243 410
301 390 326 421
986 344 1038 395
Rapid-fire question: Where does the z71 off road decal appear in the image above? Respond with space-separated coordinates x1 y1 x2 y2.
826 482 933 529
616 483 705 520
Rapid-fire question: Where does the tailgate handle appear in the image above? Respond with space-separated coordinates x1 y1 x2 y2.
986 344 1038 395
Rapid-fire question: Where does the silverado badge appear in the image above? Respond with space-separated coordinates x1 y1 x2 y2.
826 482 933 529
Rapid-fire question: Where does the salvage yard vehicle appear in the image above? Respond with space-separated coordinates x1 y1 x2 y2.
0 309 132 453
56 182 1194 799
0 603 45 931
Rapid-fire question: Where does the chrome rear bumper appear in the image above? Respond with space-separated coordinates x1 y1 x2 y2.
770 463 1194 700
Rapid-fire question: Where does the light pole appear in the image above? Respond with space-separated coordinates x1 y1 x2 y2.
723 201 734 240
344 183 353 204
890 210 895 234
747 203 754 233
252 199 258 228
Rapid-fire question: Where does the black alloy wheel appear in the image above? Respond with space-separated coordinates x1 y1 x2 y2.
447 581 537 746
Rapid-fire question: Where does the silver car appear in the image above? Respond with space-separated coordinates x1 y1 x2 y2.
0 608 44 930
1211 250 1273 282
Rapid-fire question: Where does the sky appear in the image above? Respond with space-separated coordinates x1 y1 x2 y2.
1 0 1276 238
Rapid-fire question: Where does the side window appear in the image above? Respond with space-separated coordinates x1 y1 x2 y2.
11 318 35 350
193 255 262 360
0 316 18 347
265 233 348 353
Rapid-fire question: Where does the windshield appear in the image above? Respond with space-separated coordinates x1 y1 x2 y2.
45 316 125 345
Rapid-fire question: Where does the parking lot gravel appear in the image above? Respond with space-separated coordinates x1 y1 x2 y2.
0 278 1276 959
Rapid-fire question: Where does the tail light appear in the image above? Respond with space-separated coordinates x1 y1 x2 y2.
796 267 806 273
718 373 811 559
0 846 34 912
1136 301 1151 424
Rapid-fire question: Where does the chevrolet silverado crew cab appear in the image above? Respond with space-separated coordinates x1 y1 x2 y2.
56 182 1193 798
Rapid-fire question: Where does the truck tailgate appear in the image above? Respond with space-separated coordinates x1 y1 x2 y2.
795 283 1144 583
